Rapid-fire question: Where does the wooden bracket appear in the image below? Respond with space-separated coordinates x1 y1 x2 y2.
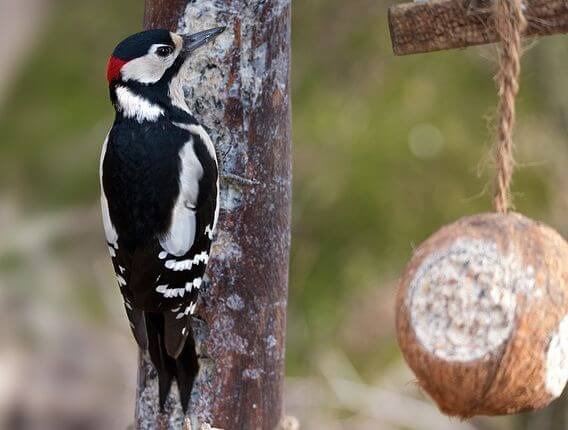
388 0 568 55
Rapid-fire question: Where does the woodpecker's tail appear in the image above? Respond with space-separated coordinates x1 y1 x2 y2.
144 312 199 412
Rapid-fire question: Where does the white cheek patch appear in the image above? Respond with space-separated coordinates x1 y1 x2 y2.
121 51 172 84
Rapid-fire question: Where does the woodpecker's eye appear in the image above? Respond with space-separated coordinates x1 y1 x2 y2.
156 46 174 57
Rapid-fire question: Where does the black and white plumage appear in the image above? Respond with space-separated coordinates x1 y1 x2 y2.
100 28 224 411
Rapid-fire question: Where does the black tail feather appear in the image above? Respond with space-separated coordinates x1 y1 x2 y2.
176 334 199 412
144 312 199 413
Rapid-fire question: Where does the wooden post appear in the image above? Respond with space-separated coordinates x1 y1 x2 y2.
136 1 292 429
388 0 568 55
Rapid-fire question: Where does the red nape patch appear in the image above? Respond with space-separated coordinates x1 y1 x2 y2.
106 56 128 83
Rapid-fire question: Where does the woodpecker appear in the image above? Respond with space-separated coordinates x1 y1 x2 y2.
100 27 224 412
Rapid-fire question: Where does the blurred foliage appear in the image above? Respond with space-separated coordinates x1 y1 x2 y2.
287 0 568 378
1 0 568 408
0 0 141 208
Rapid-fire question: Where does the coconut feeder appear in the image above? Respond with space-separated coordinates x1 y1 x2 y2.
389 0 568 418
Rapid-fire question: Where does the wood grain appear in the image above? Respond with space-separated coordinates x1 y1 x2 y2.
143 0 187 31
389 0 568 55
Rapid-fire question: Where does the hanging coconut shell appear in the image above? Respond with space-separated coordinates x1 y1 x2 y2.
396 212 568 417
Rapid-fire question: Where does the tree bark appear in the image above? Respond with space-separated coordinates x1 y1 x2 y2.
136 1 292 429
143 0 187 31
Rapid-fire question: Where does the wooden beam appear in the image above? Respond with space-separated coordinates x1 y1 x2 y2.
389 0 568 55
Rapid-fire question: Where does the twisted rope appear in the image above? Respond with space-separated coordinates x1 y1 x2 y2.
492 0 527 213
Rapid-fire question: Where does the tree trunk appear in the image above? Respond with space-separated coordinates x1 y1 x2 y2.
135 1 292 429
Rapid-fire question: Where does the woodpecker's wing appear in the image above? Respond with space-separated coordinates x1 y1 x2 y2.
124 125 218 357
101 123 218 358
100 134 148 349
110 239 149 349
131 126 218 357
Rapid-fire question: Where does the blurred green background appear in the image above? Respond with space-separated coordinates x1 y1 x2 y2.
1 0 567 428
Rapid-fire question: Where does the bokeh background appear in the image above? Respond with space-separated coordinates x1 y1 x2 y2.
1 0 568 428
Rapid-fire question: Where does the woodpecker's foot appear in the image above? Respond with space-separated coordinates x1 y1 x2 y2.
221 172 260 186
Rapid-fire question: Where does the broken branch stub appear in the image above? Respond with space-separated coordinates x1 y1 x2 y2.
396 212 568 417
388 0 568 55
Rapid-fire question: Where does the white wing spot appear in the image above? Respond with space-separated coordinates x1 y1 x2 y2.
185 277 202 292
162 287 187 298
156 284 169 294
205 225 215 240
158 251 168 260
165 252 209 272
182 302 197 316
117 275 127 287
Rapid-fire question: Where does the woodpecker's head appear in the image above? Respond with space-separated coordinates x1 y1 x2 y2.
107 27 225 87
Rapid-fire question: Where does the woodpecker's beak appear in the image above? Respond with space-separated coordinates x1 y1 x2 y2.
182 27 226 54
